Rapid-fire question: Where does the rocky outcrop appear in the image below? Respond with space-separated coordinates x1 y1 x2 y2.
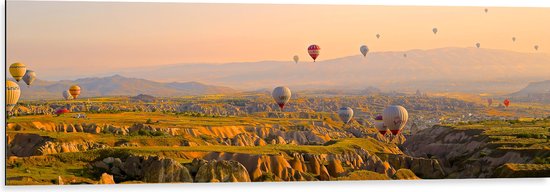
99 173 116 184
492 163 550 178
384 154 445 179
392 169 420 180
203 152 317 181
230 133 266 146
92 156 193 183
7 133 51 157
195 160 251 182
403 125 539 178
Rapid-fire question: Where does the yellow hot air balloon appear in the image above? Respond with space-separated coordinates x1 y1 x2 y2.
69 85 81 99
9 62 27 82
6 80 21 114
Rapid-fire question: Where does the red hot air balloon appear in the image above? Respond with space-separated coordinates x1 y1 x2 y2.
487 98 493 106
308 44 320 62
503 99 510 108
55 108 70 116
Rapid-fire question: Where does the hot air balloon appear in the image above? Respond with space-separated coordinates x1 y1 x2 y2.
487 98 493 106
503 99 510 108
55 108 70 116
338 107 354 124
383 105 408 135
374 115 387 135
512 37 516 42
63 90 73 100
360 45 369 57
69 85 81 99
272 86 291 110
484 8 488 13
534 45 539 51
376 34 380 39
9 62 27 82
293 55 299 64
403 53 407 58
6 80 21 114
22 70 36 87
476 43 481 48
432 28 438 35
308 44 320 62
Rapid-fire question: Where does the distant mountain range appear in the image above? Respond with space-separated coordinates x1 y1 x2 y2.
510 80 550 97
16 75 236 100
109 47 550 93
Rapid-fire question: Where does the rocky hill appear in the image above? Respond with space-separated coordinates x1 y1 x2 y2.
113 47 550 93
16 75 237 100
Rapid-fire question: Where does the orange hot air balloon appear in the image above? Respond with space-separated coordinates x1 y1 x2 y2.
69 85 81 99
308 44 320 62
503 99 510 108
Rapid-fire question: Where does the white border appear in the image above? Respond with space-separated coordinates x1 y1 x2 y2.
2 0 550 192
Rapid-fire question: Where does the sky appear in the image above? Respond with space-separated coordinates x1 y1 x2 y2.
6 1 550 80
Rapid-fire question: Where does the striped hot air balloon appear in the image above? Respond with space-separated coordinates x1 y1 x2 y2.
9 62 27 82
272 86 291 110
338 107 354 124
6 81 21 114
69 85 81 99
374 115 387 135
383 105 409 135
22 70 37 86
308 44 320 62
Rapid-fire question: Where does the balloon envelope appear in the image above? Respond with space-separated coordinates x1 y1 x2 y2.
376 34 380 39
476 43 480 48
383 105 409 135
534 45 539 50
293 55 299 63
22 70 37 86
9 62 27 82
338 107 354 124
503 99 511 107
308 44 320 62
360 45 369 57
69 85 81 99
512 37 516 42
432 28 438 34
272 86 291 110
63 90 73 100
487 98 493 106
374 115 387 134
6 80 21 113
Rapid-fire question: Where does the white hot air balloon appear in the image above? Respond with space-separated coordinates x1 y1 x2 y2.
22 70 37 87
476 43 481 48
293 55 299 64
360 45 369 57
63 90 73 100
432 28 438 35
272 86 291 110
338 107 354 124
383 105 409 135
6 80 21 115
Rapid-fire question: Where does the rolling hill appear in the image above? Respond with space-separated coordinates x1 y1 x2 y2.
111 47 550 93
16 75 237 100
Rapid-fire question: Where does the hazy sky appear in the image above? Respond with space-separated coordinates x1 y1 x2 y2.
7 1 550 80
